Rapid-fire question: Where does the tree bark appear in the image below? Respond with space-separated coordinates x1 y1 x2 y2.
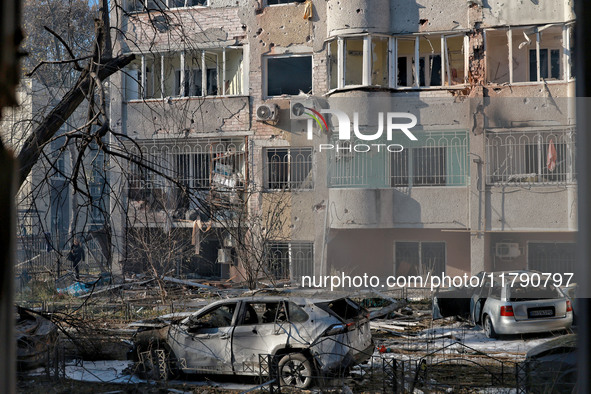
16 54 134 189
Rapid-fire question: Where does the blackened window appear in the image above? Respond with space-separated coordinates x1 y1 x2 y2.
267 56 312 96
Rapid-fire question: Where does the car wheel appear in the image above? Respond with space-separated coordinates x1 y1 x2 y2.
484 315 498 339
277 353 313 389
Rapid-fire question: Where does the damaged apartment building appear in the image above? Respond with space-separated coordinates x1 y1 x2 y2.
109 0 576 285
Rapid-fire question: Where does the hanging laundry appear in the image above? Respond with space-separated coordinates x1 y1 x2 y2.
547 139 557 172
191 218 212 255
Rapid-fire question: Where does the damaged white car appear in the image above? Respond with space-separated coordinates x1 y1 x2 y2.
130 296 373 388
433 270 573 338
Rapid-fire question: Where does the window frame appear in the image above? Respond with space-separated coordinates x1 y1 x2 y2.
327 32 468 91
265 241 314 282
126 47 243 101
126 0 209 13
394 241 447 277
264 54 313 98
264 147 314 191
485 23 574 85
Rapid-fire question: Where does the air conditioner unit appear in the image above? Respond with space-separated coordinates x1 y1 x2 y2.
222 232 236 248
495 243 521 258
256 104 278 122
290 99 314 120
218 248 232 264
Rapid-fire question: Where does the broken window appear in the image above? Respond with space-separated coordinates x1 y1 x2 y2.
266 55 312 96
487 24 570 84
371 37 389 86
126 139 246 211
189 303 237 329
344 37 364 86
238 302 287 325
396 34 465 88
328 33 465 90
486 129 575 185
266 242 313 282
265 147 313 190
395 241 446 276
125 48 243 100
126 0 145 12
328 39 338 90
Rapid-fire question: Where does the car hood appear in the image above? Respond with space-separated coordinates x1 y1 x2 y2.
129 312 193 329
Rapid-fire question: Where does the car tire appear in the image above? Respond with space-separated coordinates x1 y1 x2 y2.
277 353 313 389
484 315 498 339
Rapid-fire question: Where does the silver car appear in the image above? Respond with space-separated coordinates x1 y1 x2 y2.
434 271 573 338
130 296 373 388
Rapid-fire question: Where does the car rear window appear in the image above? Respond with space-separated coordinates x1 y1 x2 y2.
508 284 563 301
316 298 365 322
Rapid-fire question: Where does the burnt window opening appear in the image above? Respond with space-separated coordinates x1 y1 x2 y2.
266 56 312 96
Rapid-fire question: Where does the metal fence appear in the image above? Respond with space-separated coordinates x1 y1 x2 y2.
266 242 314 283
265 147 314 190
15 234 107 282
255 345 522 393
328 131 469 188
486 128 576 185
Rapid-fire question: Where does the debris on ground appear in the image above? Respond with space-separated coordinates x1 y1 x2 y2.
16 307 58 370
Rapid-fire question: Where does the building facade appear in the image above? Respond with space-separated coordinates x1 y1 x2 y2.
109 0 576 285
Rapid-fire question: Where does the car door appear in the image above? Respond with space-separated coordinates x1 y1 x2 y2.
168 302 237 375
231 301 290 375
432 286 472 319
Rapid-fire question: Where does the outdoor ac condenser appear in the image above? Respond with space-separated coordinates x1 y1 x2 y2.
495 242 521 258
255 104 278 122
218 248 232 263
